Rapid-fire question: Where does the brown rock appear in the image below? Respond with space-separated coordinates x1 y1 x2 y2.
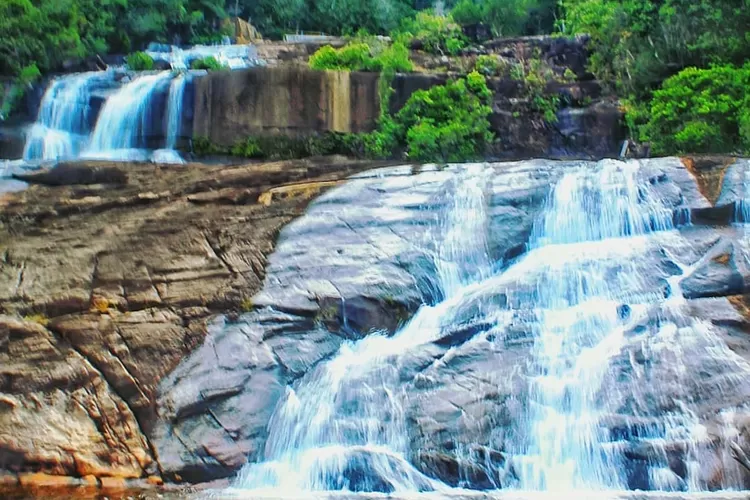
0 157 395 489
18 473 78 489
99 476 127 491
146 475 163 486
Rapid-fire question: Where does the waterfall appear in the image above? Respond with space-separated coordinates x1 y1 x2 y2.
233 165 495 493
22 72 106 162
165 75 186 150
507 160 676 490
229 158 750 495
151 74 188 164
84 72 172 160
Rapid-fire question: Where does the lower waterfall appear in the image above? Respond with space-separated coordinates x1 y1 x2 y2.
229 160 750 495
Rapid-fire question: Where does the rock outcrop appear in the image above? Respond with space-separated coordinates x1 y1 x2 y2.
192 35 623 159
4 155 750 497
150 155 750 490
0 156 394 495
192 67 381 145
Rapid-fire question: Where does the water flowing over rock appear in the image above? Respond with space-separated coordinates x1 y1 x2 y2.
84 72 173 161
13 70 192 169
22 72 114 162
151 156 750 495
6 156 750 497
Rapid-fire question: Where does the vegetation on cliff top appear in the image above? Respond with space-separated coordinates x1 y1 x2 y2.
561 0 750 153
2 0 749 154
196 71 494 163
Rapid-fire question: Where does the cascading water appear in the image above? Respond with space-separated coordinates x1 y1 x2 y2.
506 161 676 490
22 72 107 161
152 74 188 164
228 159 750 496
233 165 495 494
165 75 186 150
84 71 172 160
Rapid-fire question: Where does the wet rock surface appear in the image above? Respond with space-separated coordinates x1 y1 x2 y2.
3 155 750 497
0 155 395 493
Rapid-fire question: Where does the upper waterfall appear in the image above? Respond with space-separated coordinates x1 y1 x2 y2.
22 72 111 162
18 70 193 165
165 75 187 150
84 72 172 160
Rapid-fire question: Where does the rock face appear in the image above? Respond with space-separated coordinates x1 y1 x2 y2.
0 156 394 491
151 155 750 491
5 155 750 496
191 36 623 159
192 67 381 145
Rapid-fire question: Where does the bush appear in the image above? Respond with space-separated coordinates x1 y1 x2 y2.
125 51 155 71
398 11 466 56
18 64 42 85
230 137 263 158
510 57 561 123
377 42 413 74
309 43 373 71
452 0 556 36
451 0 484 26
474 55 501 76
643 65 750 154
190 56 227 71
391 71 493 161
309 41 413 73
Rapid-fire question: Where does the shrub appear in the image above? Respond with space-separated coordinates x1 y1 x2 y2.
18 64 41 86
377 42 413 74
309 41 412 74
451 0 484 26
510 57 561 123
398 11 466 56
474 55 501 76
643 65 750 154
392 71 493 161
452 0 555 36
190 56 227 71
230 137 263 158
125 51 154 71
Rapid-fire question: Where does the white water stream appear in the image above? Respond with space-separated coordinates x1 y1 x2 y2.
229 160 750 496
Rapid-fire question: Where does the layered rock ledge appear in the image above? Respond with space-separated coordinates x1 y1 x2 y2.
0 156 394 496
2 155 750 498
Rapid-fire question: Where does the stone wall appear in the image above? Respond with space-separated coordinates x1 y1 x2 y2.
192 66 380 146
192 62 624 159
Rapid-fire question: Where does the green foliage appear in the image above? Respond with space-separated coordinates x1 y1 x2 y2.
190 56 227 70
125 51 155 71
562 0 750 98
474 55 501 76
450 0 483 26
390 71 494 161
511 57 561 123
398 11 466 55
230 137 263 157
193 132 367 160
643 65 750 155
309 41 413 74
309 43 372 71
238 0 415 38
0 83 24 120
18 64 41 85
451 0 558 36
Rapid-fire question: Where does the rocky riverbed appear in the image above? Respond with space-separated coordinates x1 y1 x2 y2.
0 156 395 498
3 155 750 498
